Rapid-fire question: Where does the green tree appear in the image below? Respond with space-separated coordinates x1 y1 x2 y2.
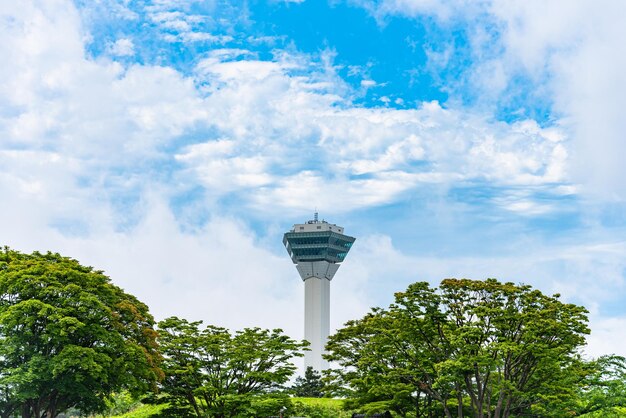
292 366 325 398
325 308 444 418
325 278 590 418
157 316 307 418
0 247 162 418
575 355 626 416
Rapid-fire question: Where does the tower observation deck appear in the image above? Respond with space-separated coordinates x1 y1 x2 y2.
283 214 355 370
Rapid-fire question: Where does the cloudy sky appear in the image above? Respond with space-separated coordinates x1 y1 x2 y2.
2 0 626 358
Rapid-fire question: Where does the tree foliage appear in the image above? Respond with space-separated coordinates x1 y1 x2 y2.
292 366 325 398
291 398 355 418
325 278 590 418
0 247 162 418
575 355 626 416
157 316 307 417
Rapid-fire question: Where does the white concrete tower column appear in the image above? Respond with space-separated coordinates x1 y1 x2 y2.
304 276 330 370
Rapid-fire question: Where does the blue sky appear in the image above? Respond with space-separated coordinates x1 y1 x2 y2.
2 0 626 358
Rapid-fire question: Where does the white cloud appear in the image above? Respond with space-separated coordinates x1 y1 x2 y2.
0 0 575 221
353 0 470 23
182 48 571 213
360 79 377 87
253 170 424 214
143 2 237 45
181 32 233 43
108 38 135 56
176 140 274 192
342 133 425 174
467 2 626 200
360 1 626 201
0 1 576 226
585 316 626 359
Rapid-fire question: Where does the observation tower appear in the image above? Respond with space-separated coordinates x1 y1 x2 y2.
283 213 355 370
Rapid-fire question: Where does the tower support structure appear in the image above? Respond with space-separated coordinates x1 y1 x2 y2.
304 276 330 370
283 215 355 370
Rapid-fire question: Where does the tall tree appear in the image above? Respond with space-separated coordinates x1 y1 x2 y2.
0 247 162 418
325 279 590 418
292 366 325 398
157 316 307 418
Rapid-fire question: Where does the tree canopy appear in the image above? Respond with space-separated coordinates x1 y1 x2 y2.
325 278 590 418
157 316 307 418
292 366 325 398
575 355 626 416
2 247 619 418
0 248 162 418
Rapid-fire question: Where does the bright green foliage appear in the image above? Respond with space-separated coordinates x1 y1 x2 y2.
292 396 345 408
100 391 142 416
325 278 590 418
324 310 424 417
110 397 356 418
579 406 626 418
575 355 626 416
247 393 293 417
110 403 169 418
291 366 325 397
0 248 162 418
291 397 354 418
157 316 307 417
